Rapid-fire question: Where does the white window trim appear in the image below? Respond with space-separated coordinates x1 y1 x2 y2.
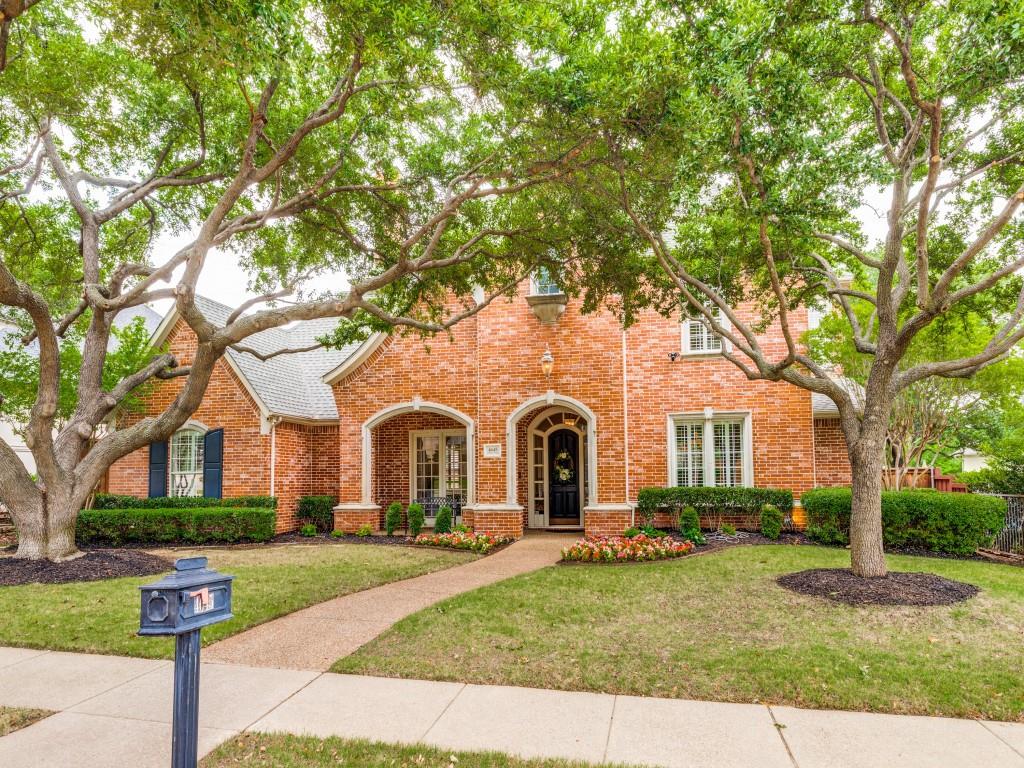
666 409 753 488
408 428 468 520
169 426 206 498
680 308 730 356
529 267 563 297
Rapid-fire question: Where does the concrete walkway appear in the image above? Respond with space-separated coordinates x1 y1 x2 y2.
204 533 575 670
2 646 1024 768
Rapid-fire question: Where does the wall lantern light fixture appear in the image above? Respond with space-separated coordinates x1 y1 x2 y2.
541 348 554 378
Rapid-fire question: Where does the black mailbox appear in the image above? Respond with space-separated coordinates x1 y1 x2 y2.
139 556 234 636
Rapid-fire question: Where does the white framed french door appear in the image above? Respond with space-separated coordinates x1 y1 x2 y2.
409 429 468 519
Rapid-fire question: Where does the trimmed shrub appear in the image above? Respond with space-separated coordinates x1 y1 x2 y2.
77 507 276 546
299 523 317 537
434 505 453 534
677 505 705 545
801 487 1007 555
760 504 784 540
407 503 425 537
385 502 402 536
637 487 793 527
297 495 336 532
91 493 276 510
356 523 373 537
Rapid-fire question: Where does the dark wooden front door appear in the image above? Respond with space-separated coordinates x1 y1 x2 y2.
548 429 581 526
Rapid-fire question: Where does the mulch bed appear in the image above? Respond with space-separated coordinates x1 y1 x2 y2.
777 567 980 606
274 532 413 547
0 549 173 587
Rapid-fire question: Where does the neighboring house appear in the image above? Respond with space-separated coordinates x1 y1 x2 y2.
0 305 161 476
960 448 991 473
106 284 852 536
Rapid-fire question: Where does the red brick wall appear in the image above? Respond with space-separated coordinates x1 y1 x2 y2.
331 284 823 538
271 423 341 531
107 320 272 507
372 412 462 515
624 305 816 502
813 417 851 488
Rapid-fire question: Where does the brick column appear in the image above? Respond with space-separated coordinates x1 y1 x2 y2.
583 504 633 538
464 504 524 538
333 503 381 533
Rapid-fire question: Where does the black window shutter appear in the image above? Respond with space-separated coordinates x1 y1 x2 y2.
148 441 168 498
203 428 224 499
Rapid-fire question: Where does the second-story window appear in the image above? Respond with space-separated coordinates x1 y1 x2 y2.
531 267 562 296
682 307 726 355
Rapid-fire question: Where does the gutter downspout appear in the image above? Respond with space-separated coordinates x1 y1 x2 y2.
622 328 633 527
269 420 278 497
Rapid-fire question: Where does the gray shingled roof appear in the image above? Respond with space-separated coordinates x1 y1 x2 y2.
192 296 357 421
811 377 863 417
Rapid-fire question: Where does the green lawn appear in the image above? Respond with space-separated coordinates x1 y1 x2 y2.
0 544 470 658
334 545 1024 722
203 733 610 768
0 706 52 737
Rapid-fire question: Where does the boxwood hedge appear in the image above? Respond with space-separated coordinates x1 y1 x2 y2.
801 487 1006 555
91 493 276 510
636 486 794 522
77 507 276 545
297 495 336 531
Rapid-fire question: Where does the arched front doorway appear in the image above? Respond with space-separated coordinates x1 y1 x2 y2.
526 407 589 529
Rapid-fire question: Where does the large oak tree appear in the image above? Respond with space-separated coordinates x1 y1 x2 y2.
570 0 1024 576
0 0 603 560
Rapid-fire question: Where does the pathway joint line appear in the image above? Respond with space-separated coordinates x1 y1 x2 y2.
62 658 173 712
419 682 468 742
767 705 801 768
240 671 326 733
978 719 1024 762
0 648 51 671
601 695 618 763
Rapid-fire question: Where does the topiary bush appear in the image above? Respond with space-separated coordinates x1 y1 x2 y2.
434 505 453 534
760 503 783 540
297 495 336 532
801 487 1007 555
677 505 705 545
90 493 277 510
77 507 276 545
385 502 402 536
407 503 425 537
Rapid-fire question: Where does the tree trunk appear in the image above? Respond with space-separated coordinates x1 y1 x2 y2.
848 442 887 578
12 493 83 562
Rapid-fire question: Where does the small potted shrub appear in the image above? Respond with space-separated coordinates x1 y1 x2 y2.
434 505 453 534
407 503 425 537
385 502 402 536
678 505 705 545
760 503 783 540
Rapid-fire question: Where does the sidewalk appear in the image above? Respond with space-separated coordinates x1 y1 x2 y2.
203 533 575 670
2 646 1024 768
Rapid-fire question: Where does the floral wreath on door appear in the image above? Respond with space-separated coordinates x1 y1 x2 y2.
553 449 575 483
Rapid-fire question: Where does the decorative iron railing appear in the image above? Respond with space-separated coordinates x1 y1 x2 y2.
415 495 464 518
989 494 1024 554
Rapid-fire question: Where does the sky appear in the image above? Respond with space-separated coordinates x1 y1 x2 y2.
148 192 895 319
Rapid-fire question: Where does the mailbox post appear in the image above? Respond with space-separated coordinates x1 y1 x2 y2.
139 557 234 768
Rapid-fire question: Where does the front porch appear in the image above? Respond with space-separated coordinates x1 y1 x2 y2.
332 396 632 538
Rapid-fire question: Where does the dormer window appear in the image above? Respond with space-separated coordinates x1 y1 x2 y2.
682 307 728 355
530 267 562 296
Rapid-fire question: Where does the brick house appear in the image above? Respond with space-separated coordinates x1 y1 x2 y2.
106 282 852 536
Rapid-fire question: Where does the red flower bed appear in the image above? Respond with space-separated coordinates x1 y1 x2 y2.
561 534 694 563
412 531 512 554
